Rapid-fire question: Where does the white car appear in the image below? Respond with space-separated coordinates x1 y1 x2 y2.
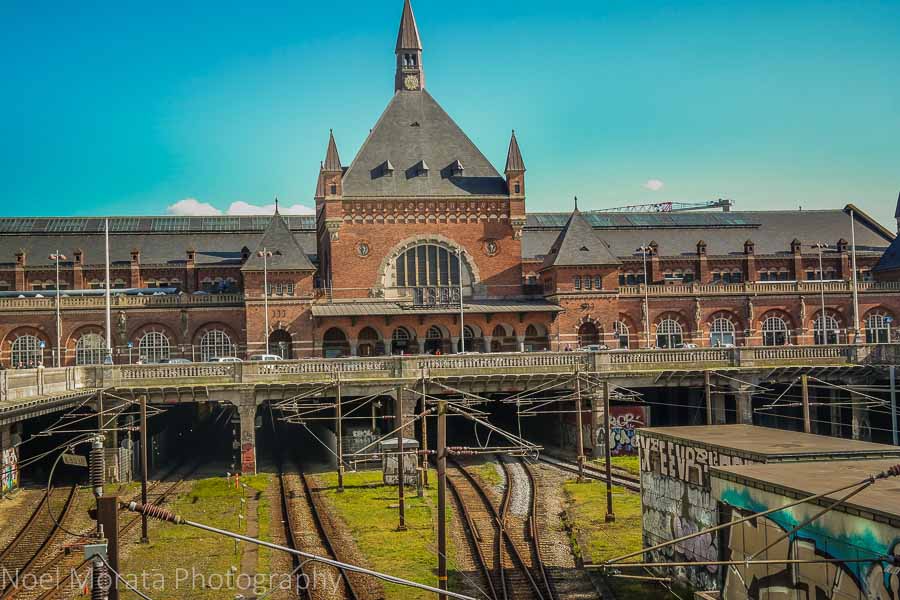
210 356 243 363
249 354 283 362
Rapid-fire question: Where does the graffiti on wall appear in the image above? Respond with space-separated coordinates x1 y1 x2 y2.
1 447 18 494
561 406 650 455
636 434 755 488
717 481 900 599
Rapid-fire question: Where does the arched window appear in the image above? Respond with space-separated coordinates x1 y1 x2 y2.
813 313 840 345
394 243 464 288
425 326 446 354
656 319 683 349
76 333 106 365
710 318 736 347
357 327 381 357
762 316 790 346
391 327 412 355
614 321 629 349
11 335 42 367
865 312 892 344
200 329 234 361
322 328 349 358
139 331 171 363
574 276 582 290
577 322 599 347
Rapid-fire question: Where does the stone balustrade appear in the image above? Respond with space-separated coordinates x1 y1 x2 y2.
2 343 896 406
0 292 245 311
617 280 900 297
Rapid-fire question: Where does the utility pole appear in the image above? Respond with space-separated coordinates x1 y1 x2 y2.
574 369 585 482
97 496 120 600
704 370 713 426
891 365 898 446
458 248 465 354
396 386 406 531
140 395 149 543
258 248 273 355
420 374 429 488
436 398 448 600
603 381 615 522
801 375 812 434
335 373 344 492
849 209 861 343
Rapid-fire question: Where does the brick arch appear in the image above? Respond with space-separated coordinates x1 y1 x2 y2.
191 322 240 347
808 307 846 329
758 309 795 331
130 323 178 347
2 326 51 351
65 325 105 353
654 311 688 330
863 306 895 321
375 234 482 290
706 310 745 333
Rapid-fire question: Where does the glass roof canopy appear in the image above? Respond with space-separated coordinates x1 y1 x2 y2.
0 215 318 234
528 212 757 228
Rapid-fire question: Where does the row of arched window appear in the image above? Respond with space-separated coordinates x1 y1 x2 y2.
5 329 237 366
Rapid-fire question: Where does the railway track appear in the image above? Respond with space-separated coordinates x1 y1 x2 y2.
447 456 553 600
276 461 364 600
25 460 198 600
0 484 78 599
537 455 641 492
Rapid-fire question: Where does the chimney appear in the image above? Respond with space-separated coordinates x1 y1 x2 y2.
130 248 141 288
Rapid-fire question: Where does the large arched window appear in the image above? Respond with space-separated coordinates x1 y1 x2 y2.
391 327 412 354
577 322 599 348
358 327 382 357
710 318 736 347
322 328 350 358
139 332 171 363
11 335 42 367
76 333 106 365
394 243 462 288
762 316 790 346
614 321 630 349
865 312 892 344
656 319 683 349
200 330 234 361
813 314 840 345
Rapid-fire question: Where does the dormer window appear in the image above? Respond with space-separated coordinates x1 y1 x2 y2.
384 160 394 177
416 160 429 177
579 246 589 252
449 160 464 177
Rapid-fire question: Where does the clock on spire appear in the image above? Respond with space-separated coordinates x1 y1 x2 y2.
395 0 424 92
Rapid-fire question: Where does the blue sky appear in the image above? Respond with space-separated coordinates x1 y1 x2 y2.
3 0 899 226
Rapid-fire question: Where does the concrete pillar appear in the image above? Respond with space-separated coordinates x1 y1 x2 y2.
850 391 870 442
348 339 359 357
450 337 459 353
1 424 19 494
237 391 258 475
516 336 526 353
589 391 603 458
482 336 493 352
713 391 727 425
829 388 842 438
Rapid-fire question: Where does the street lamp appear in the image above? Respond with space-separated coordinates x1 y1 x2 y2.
49 251 67 367
812 242 829 344
457 247 465 353
258 248 273 355
636 245 652 348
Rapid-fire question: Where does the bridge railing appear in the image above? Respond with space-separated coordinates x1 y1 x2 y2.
3 344 898 402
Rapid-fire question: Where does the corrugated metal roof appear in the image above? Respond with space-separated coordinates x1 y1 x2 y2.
0 215 316 235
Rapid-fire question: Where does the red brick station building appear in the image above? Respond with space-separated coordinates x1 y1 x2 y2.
2 0 900 368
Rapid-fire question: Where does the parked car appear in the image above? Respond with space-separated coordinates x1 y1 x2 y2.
210 356 242 363
676 343 698 349
248 354 284 362
577 344 609 352
159 358 191 364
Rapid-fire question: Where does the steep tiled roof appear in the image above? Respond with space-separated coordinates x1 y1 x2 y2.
539 209 621 270
340 90 507 197
241 211 315 272
395 0 422 51
323 130 342 172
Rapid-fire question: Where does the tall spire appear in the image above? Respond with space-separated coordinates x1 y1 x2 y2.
895 190 900 233
323 129 342 172
394 0 424 91
504 130 526 173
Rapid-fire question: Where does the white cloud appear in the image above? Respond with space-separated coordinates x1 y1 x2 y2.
226 201 314 216
165 198 315 216
166 198 222 216
643 179 665 192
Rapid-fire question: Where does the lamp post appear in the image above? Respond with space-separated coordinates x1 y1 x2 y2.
457 248 465 353
258 248 273 355
49 251 67 367
812 243 829 344
636 246 652 347
849 210 861 343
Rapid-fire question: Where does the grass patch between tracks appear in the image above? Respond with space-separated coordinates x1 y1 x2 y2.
589 454 641 476
109 474 272 600
318 469 458 600
564 479 674 600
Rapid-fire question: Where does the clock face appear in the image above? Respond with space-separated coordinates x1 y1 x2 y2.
404 74 420 91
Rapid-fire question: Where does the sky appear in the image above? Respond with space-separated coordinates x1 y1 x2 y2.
3 0 899 226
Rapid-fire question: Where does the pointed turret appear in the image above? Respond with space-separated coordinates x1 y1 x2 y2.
241 210 314 272
323 130 342 172
320 131 343 198
539 208 621 271
395 0 425 91
895 190 900 233
505 130 525 197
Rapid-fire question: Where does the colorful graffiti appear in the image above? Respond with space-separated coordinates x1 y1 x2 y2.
1 447 18 494
609 406 649 455
636 434 755 488
716 480 900 599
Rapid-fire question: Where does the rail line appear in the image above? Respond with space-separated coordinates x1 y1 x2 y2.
447 456 552 600
537 455 641 492
0 484 78 600
27 460 197 600
276 460 363 600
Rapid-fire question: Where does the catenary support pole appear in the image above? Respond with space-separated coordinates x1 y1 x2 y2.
396 386 406 531
574 369 585 482
140 395 149 543
891 365 898 446
97 495 120 600
801 374 812 434
603 380 615 523
437 398 448 599
336 373 344 492
420 374 429 488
